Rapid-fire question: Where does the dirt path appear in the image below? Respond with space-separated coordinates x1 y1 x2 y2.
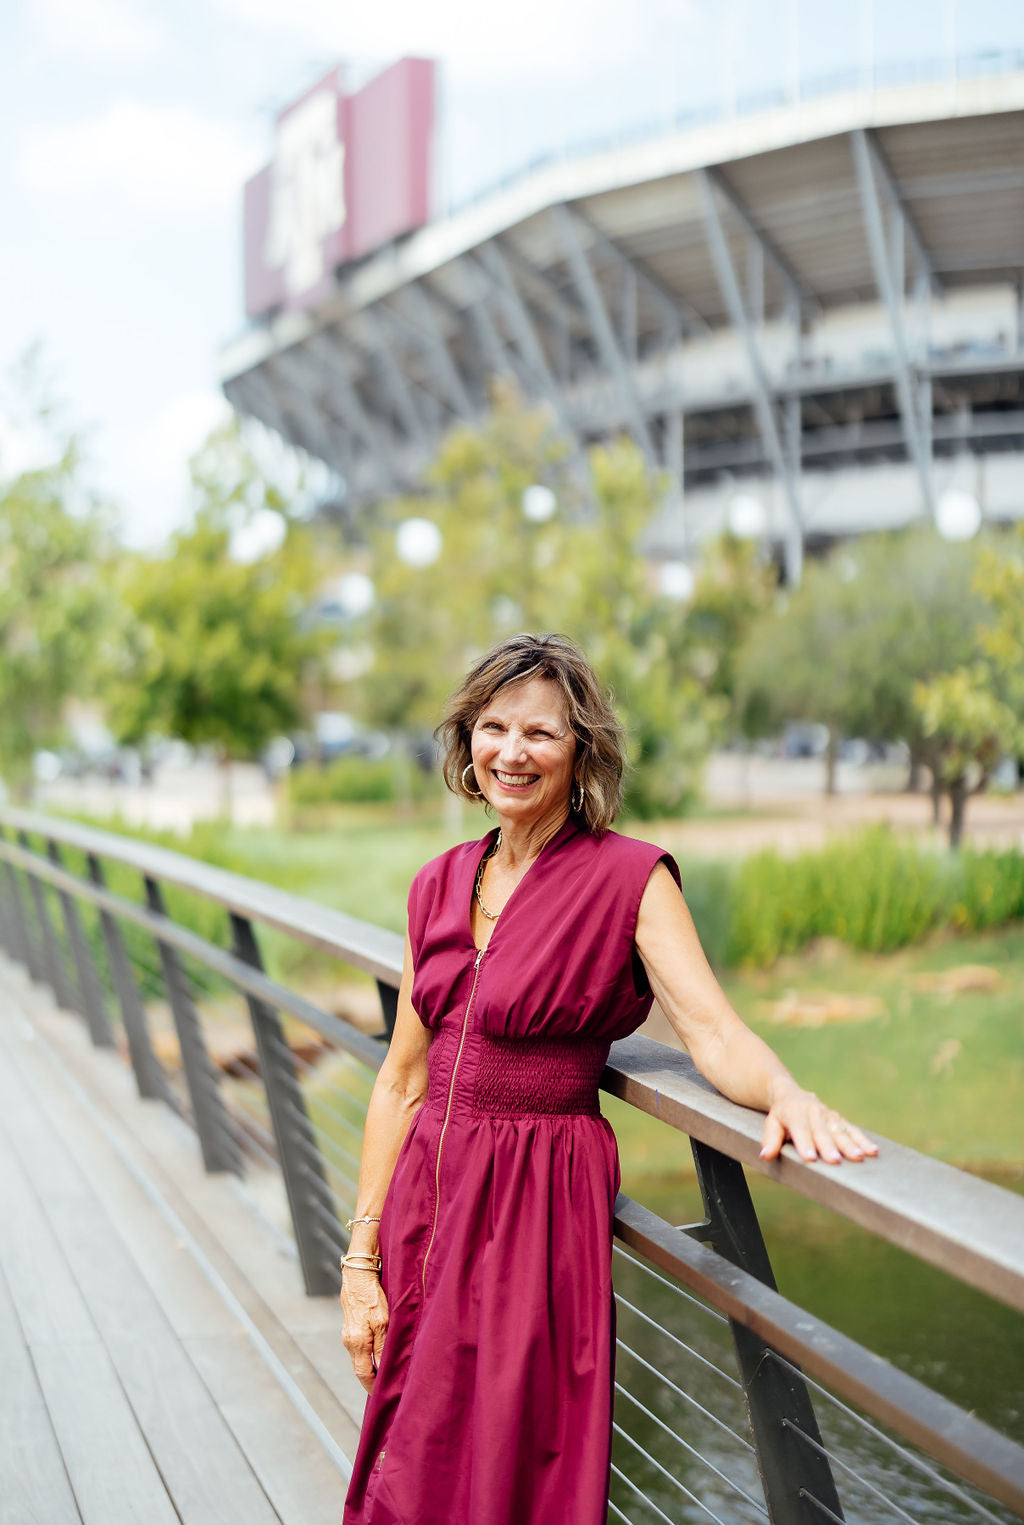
641 756 1024 860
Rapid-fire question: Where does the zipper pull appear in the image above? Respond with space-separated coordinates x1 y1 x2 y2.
474 947 484 969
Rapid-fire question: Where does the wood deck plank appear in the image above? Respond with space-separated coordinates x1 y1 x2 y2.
0 1118 181 1524
0 967 354 1524
0 1265 82 1525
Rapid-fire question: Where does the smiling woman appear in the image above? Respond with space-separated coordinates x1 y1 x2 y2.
339 632 875 1525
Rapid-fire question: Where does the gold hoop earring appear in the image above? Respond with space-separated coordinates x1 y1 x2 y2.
572 780 585 815
462 762 484 798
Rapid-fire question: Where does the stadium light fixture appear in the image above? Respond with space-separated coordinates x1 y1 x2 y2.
522 484 557 522
727 493 767 539
335 571 375 618
396 517 443 567
657 560 696 601
936 487 981 542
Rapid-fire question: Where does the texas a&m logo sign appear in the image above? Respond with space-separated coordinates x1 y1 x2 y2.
244 58 436 319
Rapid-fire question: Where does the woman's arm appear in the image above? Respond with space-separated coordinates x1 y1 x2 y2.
634 864 876 1165
341 934 431 1390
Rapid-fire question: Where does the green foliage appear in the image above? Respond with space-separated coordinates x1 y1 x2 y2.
288 755 439 808
104 419 332 762
354 386 729 816
973 527 1024 720
737 528 985 762
725 827 952 966
0 352 114 791
951 848 1024 933
913 666 1019 790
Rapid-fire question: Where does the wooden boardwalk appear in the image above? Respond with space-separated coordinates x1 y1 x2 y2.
0 954 367 1525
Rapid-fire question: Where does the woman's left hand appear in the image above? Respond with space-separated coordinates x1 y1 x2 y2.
760 1081 878 1164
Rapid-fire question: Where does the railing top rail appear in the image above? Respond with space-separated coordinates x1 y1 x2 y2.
4 805 1023 1319
0 805 404 983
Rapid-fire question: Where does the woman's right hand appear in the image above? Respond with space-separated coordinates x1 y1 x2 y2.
341 1270 390 1392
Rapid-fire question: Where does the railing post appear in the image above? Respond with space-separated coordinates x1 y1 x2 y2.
3 836 47 983
86 854 172 1102
143 875 243 1175
688 1140 845 1525
18 831 77 1010
230 912 342 1296
376 979 399 1041
0 850 33 970
47 840 115 1048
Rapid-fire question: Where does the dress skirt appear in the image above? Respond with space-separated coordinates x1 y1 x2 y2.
342 1024 620 1525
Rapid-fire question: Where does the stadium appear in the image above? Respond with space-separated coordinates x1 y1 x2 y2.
219 48 1024 583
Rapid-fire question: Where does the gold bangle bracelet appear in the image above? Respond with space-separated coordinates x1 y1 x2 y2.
340 1253 382 1273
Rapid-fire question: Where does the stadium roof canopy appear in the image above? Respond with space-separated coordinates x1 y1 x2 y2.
221 60 1024 577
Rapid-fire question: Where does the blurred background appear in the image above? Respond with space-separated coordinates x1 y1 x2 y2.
3 2 1024 1510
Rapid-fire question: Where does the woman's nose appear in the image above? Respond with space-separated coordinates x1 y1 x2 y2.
499 727 528 760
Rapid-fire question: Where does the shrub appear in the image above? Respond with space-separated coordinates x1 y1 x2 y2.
952 848 1024 932
721 827 1014 969
288 754 438 809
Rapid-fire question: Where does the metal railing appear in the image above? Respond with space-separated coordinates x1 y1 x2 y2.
1 806 1022 1524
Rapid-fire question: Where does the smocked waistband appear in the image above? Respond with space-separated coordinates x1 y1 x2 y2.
426 1028 610 1119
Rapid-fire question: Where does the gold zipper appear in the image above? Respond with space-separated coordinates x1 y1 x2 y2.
376 1449 386 1472
421 946 484 1295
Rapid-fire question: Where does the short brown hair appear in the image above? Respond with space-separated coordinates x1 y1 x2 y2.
435 633 626 834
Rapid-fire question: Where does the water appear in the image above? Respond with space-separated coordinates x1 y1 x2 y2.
610 1175 1024 1524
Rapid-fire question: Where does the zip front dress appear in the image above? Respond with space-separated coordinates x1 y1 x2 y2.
343 818 680 1525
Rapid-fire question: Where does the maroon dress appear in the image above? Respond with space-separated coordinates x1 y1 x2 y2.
343 818 680 1525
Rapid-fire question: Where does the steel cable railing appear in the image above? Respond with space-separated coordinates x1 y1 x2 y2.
0 808 1022 1525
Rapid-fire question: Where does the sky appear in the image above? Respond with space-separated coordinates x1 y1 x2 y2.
1 0 1021 550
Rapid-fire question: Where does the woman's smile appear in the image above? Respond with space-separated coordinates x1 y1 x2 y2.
493 769 540 789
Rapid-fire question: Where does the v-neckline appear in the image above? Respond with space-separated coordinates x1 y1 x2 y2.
467 816 578 953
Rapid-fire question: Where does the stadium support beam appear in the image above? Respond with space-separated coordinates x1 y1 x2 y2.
695 167 804 584
476 241 583 453
260 350 350 477
363 306 430 452
857 130 943 297
851 128 937 523
702 166 818 320
572 206 709 341
553 204 657 468
396 281 475 418
303 333 398 497
236 357 352 483
457 256 521 384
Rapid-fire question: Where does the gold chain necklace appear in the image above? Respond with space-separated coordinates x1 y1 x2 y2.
473 831 503 920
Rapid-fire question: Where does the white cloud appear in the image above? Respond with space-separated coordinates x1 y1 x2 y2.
105 390 232 549
29 0 172 66
17 100 261 213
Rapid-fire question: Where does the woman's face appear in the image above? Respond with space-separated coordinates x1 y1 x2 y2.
469 676 576 831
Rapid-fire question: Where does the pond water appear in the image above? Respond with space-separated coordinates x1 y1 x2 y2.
610 1172 1024 1524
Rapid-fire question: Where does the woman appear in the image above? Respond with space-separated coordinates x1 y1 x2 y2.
341 633 875 1525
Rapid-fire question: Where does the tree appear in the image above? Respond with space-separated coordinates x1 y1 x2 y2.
913 667 1018 847
355 386 726 816
104 419 332 804
0 352 113 796
737 528 985 794
973 528 1024 725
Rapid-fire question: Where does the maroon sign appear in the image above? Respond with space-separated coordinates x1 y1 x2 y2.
244 57 436 320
